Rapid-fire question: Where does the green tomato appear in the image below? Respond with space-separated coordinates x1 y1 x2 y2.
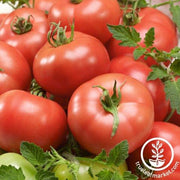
0 153 37 180
54 159 127 180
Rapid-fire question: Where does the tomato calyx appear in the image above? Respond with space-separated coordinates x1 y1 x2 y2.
93 80 124 137
30 79 48 98
70 0 83 4
47 22 74 48
10 15 33 34
0 68 3 72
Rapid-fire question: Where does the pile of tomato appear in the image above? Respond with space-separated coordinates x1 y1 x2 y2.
0 0 180 179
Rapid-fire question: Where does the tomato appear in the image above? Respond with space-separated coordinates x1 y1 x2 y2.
0 41 32 95
48 0 122 43
106 7 178 66
110 56 169 122
68 73 154 154
0 13 8 25
0 152 36 180
0 8 49 67
127 122 180 180
33 31 110 98
0 90 68 152
29 0 58 13
54 159 127 180
169 111 180 127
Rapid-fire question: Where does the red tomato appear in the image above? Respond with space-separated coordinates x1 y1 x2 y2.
68 73 154 154
169 111 180 127
127 122 180 180
106 7 178 66
0 41 32 94
29 0 58 13
48 0 122 43
0 8 49 67
110 56 169 122
0 90 68 152
0 13 8 25
33 31 110 98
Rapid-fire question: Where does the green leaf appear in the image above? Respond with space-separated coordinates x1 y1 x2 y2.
0 165 25 180
164 79 180 114
170 59 180 76
36 170 58 180
147 65 169 81
133 47 146 60
93 149 107 162
107 140 128 166
144 28 155 47
170 4 180 33
96 169 123 180
132 0 148 8
107 25 141 47
20 141 50 167
123 171 138 180
0 0 30 9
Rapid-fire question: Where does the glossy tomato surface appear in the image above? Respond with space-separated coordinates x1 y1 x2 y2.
0 90 68 152
110 56 169 122
0 8 49 67
0 41 32 94
48 0 122 43
33 31 110 98
107 7 178 66
68 73 154 154
127 122 180 180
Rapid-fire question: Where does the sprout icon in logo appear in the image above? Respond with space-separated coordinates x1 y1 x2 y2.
149 140 165 168
141 137 174 171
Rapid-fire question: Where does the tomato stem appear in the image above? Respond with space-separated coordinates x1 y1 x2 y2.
93 80 123 137
71 0 83 4
152 0 180 8
0 68 3 72
47 22 74 48
164 109 176 122
10 15 33 34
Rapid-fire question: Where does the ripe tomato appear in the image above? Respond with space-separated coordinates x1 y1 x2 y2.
29 0 58 13
0 153 37 180
0 8 49 67
127 122 180 180
68 73 154 154
0 90 68 152
0 13 8 25
33 31 110 98
48 0 122 43
0 41 32 95
106 7 178 66
110 56 169 122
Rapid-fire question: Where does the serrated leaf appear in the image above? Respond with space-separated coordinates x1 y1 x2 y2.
93 149 107 162
36 170 58 180
107 25 141 47
96 169 123 180
0 165 25 180
133 47 146 60
144 27 155 47
123 171 138 180
164 79 180 114
107 140 128 166
20 141 50 167
147 65 169 81
170 59 180 75
170 4 180 33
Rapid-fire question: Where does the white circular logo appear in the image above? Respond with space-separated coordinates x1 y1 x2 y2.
140 137 174 171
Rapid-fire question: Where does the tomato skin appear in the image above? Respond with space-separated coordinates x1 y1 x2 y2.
68 73 154 154
106 7 178 66
0 153 37 180
0 13 8 25
0 41 32 95
54 160 127 180
110 56 169 122
33 31 110 98
29 0 58 13
48 0 122 43
0 8 49 67
0 90 68 152
127 122 180 180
